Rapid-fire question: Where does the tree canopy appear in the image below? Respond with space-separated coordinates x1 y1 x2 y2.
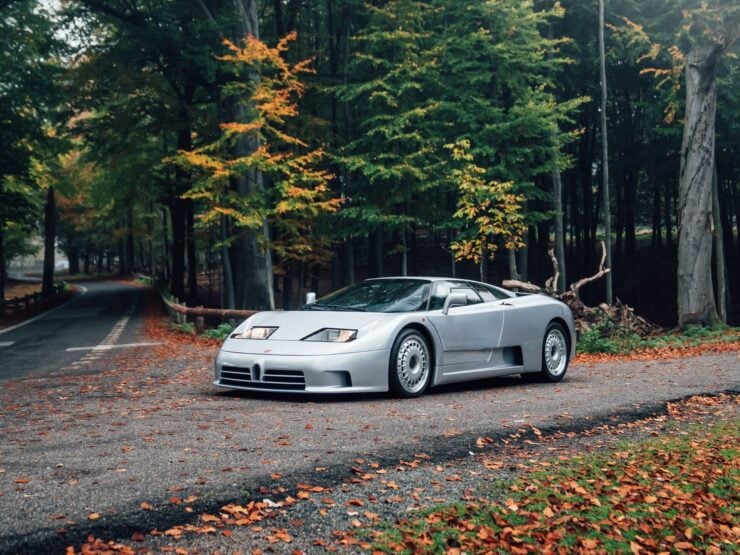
2 0 738 326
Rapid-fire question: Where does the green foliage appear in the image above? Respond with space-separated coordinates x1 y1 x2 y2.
578 327 621 354
168 321 196 336
201 322 235 340
337 0 442 236
578 321 739 354
447 141 526 265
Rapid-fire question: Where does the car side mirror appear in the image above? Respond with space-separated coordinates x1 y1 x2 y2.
305 292 317 305
442 292 468 315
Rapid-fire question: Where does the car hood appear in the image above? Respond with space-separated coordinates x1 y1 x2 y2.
220 310 393 356
244 310 387 340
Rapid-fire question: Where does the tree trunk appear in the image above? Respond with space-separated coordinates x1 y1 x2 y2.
282 273 292 310
507 248 518 282
42 186 56 298
479 246 487 283
517 238 528 282
186 199 198 300
400 229 407 276
125 206 135 274
663 183 673 250
226 0 275 311
676 44 722 327
0 220 5 317
170 198 186 299
372 227 383 277
160 207 169 281
220 216 235 309
651 184 662 251
712 163 728 323
552 168 566 292
345 238 354 285
68 244 80 275
598 0 613 305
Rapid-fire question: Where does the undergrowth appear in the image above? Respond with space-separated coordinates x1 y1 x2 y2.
577 322 739 354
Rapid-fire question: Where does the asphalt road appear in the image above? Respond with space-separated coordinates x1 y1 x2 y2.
0 282 146 381
0 283 737 553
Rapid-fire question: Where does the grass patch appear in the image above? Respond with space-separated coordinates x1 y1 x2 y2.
201 322 234 340
168 321 196 336
369 421 739 554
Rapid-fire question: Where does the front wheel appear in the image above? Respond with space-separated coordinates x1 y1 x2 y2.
524 322 570 383
389 329 432 398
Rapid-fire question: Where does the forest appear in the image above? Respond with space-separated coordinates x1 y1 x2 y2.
1 0 738 327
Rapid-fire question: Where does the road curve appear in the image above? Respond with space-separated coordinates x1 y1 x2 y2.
0 281 146 381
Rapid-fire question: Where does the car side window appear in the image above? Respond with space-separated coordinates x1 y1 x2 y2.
469 282 497 302
469 282 513 301
429 281 482 310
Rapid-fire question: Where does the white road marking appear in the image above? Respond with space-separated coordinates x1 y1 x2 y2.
0 286 88 336
0 341 15 347
66 342 162 352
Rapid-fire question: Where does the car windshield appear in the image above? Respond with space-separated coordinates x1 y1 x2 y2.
305 279 431 313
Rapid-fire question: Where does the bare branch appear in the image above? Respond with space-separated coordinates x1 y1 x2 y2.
544 247 559 293
569 240 611 298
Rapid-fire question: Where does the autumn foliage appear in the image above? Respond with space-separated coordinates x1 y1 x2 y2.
370 416 739 554
180 32 341 267
447 140 526 268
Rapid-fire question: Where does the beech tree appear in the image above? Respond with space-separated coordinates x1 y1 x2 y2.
674 4 738 327
447 141 527 282
181 32 340 308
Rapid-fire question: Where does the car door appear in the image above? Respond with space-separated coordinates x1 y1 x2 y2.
426 281 504 373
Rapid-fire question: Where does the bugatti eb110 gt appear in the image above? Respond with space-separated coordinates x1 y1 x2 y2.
214 277 576 397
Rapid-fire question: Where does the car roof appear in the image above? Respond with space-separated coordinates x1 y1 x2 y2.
365 276 486 284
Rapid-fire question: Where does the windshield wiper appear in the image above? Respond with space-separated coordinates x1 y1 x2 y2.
302 304 366 312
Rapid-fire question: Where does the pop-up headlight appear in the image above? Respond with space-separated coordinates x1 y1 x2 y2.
231 326 277 340
303 328 357 343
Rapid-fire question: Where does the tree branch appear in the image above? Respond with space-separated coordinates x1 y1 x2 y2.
569 240 611 298
544 247 559 293
77 0 149 29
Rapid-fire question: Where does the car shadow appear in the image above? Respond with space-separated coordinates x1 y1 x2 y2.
213 374 547 404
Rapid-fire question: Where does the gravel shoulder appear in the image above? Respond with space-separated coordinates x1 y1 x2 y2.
0 303 737 554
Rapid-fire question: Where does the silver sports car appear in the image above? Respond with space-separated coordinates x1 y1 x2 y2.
214 277 576 397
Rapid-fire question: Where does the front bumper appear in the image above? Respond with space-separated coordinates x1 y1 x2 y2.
214 348 391 394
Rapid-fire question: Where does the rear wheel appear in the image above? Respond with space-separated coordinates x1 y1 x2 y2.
523 322 569 383
389 329 431 398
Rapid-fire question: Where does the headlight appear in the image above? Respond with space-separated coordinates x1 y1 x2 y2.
303 328 357 343
231 326 277 340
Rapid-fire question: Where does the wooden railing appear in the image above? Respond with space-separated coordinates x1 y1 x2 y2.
1 282 66 316
155 281 257 329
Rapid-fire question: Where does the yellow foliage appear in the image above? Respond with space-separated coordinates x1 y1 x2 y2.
179 31 338 267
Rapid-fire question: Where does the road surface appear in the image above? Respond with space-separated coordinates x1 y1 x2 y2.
0 282 737 553
0 282 147 381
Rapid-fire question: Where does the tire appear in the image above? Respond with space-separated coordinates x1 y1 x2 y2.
388 329 432 398
524 322 570 383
